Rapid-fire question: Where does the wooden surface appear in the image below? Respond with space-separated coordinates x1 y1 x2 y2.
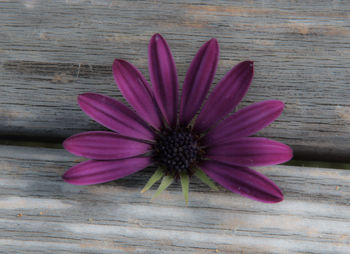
1 1 350 253
0 145 350 253
1 0 350 161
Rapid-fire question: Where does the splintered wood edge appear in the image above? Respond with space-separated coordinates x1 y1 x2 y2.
0 145 349 253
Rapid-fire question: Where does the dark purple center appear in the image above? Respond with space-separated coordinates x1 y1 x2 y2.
152 128 200 176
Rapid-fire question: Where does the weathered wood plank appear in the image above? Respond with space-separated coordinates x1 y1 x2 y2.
0 144 350 253
1 0 350 161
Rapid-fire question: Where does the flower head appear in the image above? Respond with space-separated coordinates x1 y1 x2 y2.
63 34 293 203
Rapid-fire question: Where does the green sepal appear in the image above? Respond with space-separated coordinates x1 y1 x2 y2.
151 175 174 200
194 168 219 191
141 167 164 193
180 173 189 205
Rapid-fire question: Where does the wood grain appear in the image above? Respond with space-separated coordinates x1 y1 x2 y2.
1 1 350 162
0 144 350 253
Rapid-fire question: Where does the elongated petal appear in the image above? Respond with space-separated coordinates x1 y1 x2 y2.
78 93 154 140
179 38 219 126
62 157 151 185
204 100 284 146
149 33 178 126
200 160 283 203
207 137 293 167
194 61 254 132
63 131 150 160
112 59 162 129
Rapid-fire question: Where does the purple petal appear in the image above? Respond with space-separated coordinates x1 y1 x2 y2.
63 131 151 160
200 160 283 203
112 59 162 129
78 93 154 141
179 38 219 126
207 137 293 167
148 33 178 126
62 157 151 185
204 100 284 146
194 61 254 132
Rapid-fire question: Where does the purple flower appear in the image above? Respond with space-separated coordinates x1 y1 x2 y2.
63 34 293 203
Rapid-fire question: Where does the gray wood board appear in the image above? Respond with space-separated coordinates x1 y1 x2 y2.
1 1 350 161
1 145 350 253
